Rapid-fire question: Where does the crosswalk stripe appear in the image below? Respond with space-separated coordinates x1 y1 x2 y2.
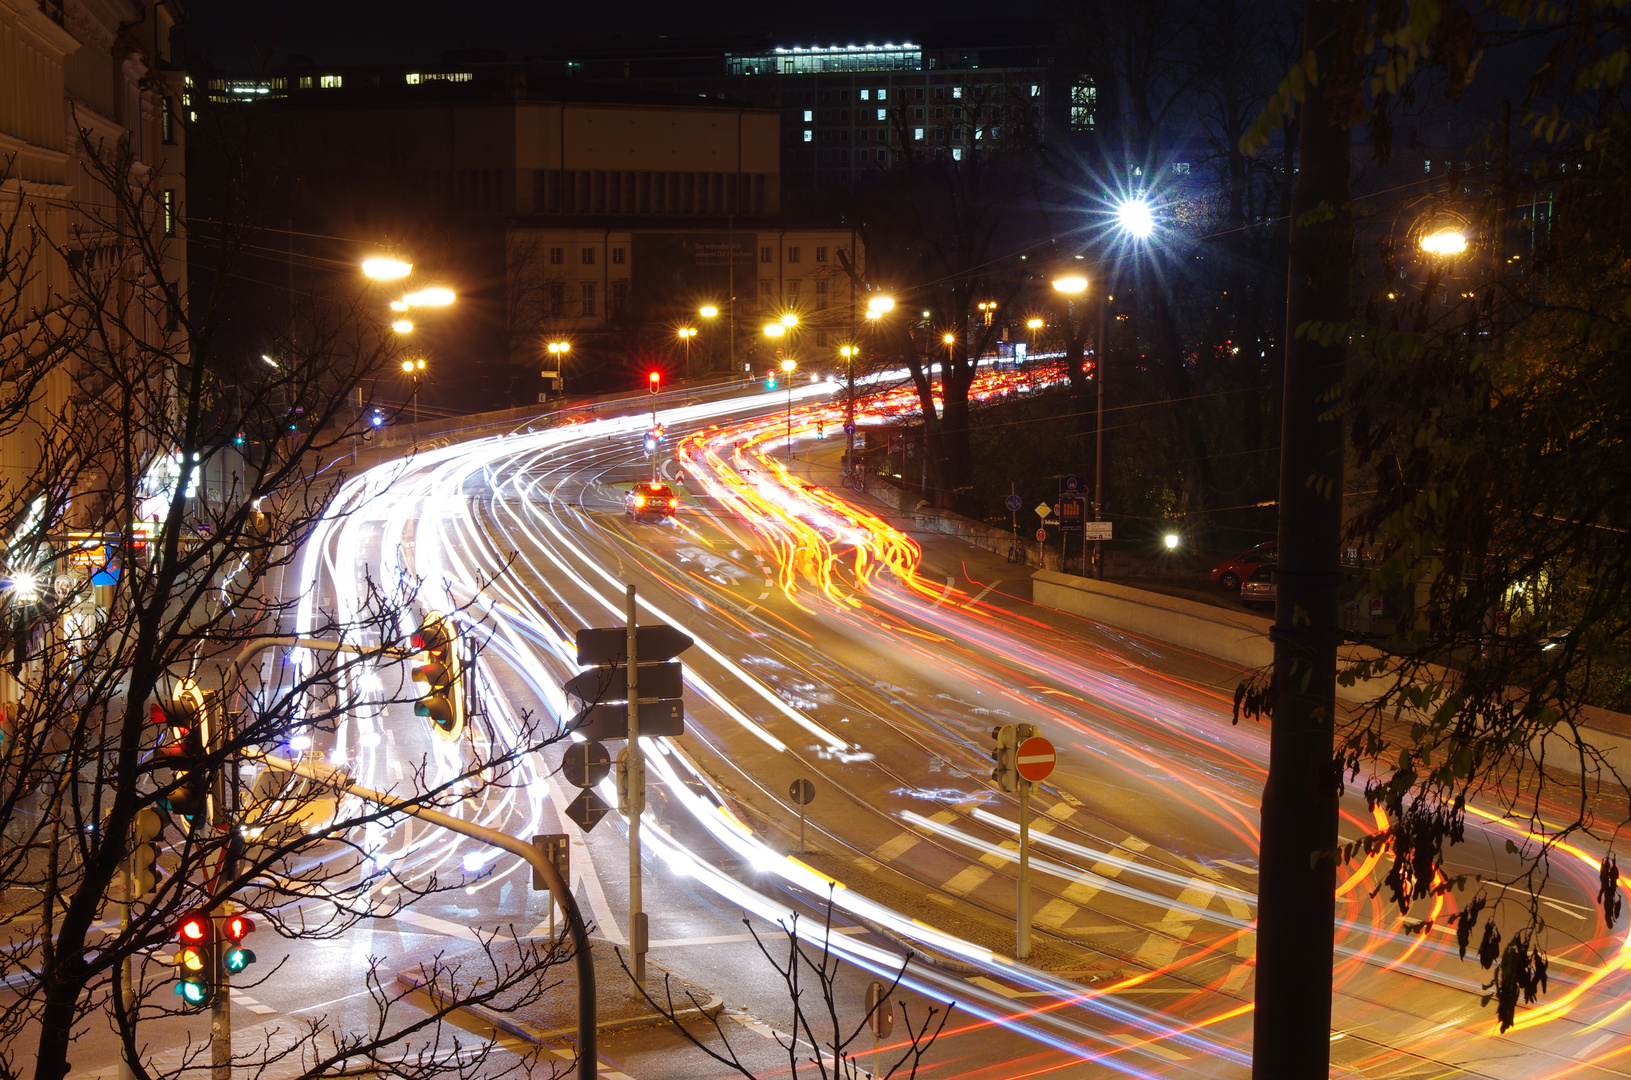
1034 898 1078 929
1059 834 1148 907
943 865 993 895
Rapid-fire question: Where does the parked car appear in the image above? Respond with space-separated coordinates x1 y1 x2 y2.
1210 541 1278 589
1240 563 1277 607
625 481 678 520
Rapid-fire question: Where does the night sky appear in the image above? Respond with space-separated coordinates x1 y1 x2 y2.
180 0 1045 68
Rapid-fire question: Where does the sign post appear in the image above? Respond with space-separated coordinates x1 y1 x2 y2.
864 980 894 1080
789 778 815 853
1034 502 1051 567
625 586 645 996
1014 735 1057 960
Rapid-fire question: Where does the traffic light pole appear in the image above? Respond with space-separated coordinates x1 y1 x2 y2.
254 751 600 1080
625 584 647 995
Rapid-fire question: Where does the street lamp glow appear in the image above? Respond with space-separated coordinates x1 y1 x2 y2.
362 256 412 280
389 300 409 312
8 570 39 603
942 332 956 345
1164 532 1180 550
840 345 857 358
1027 318 1044 329
677 327 697 339
699 305 719 318
547 341 570 355
1420 228 1468 256
781 313 799 328
781 358 797 373
865 309 882 321
1052 275 1088 295
261 354 279 367
400 360 415 372
403 286 456 307
391 319 413 334
1116 197 1155 239
867 295 895 313
763 323 786 338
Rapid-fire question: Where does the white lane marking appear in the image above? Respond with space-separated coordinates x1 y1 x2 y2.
930 576 956 608
966 975 1054 999
757 592 770 600
970 581 1001 604
390 909 491 942
1215 860 1258 874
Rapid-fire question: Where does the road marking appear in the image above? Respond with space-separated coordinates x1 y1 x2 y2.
1136 881 1217 970
869 811 956 867
1059 834 1148 907
1105 1031 1189 1062
942 865 993 895
757 592 770 600
969 581 1001 605
390 909 491 942
930 576 956 608
1034 898 1078 930
1215 860 1257 874
966 975 1054 999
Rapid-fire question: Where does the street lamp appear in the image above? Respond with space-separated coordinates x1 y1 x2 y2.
391 319 413 334
977 300 997 326
781 312 798 329
1420 228 1468 256
546 340 570 396
866 294 895 314
1115 196 1155 240
677 327 697 383
780 358 797 465
362 256 412 280
400 357 426 444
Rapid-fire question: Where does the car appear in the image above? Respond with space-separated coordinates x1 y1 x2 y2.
625 481 678 520
1240 562 1277 607
1210 541 1278 589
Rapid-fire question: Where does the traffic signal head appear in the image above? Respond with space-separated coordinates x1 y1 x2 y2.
989 724 1018 793
129 807 163 898
648 371 660 388
152 692 209 819
173 911 215 1006
766 371 777 390
410 615 465 742
222 913 257 974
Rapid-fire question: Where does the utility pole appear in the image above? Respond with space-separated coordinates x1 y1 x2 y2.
1092 290 1108 580
1253 1 1355 1077
625 584 646 995
205 688 231 1080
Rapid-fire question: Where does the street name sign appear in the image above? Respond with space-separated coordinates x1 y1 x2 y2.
1082 522 1113 541
575 625 693 667
563 662 683 704
570 699 685 741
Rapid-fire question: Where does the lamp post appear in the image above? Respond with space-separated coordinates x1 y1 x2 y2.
839 344 858 477
546 340 570 397
698 306 719 377
400 357 425 445
1026 317 1043 369
780 358 797 464
677 327 697 384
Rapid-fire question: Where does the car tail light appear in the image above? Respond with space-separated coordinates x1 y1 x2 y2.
634 496 646 507
668 499 677 508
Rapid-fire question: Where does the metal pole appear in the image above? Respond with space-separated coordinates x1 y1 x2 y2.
412 378 419 447
254 751 598 1080
1017 778 1032 959
117 872 134 1080
786 380 793 466
625 584 646 995
1092 289 1108 580
206 694 231 1080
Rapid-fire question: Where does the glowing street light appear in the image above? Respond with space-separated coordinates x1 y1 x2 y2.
391 319 413 334
1420 228 1468 256
867 295 895 314
941 332 956 346
400 358 426 444
1026 317 1044 330
699 305 719 318
763 323 786 338
362 256 412 280
402 286 456 307
781 313 798 328
1116 196 1155 240
1052 274 1088 295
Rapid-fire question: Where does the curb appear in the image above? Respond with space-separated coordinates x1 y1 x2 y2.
396 971 725 1047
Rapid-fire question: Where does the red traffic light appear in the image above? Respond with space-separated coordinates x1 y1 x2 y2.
178 914 209 941
224 913 255 941
648 371 660 383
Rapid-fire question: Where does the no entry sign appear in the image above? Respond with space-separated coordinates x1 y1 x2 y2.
1016 736 1056 782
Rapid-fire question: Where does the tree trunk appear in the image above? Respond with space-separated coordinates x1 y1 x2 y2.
1253 1 1356 1077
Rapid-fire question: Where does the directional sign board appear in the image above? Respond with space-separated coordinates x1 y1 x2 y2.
570 699 685 741
561 741 611 787
1082 521 1113 540
1016 736 1057 783
575 625 693 667
844 422 857 436
531 834 569 890
1005 494 1022 512
563 662 683 704
566 788 611 831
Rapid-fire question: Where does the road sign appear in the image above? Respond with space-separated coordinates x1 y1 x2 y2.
1059 495 1086 533
561 741 611 787
1005 494 1022 512
531 834 569 890
566 788 611 832
789 779 816 805
1035 528 1047 542
1062 475 1081 493
1016 736 1057 782
563 661 683 704
844 422 856 436
1033 502 1051 519
1082 521 1113 540
570 699 685 741
865 980 894 1039
575 625 693 667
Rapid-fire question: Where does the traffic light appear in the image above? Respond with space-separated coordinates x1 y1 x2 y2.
648 370 661 392
643 431 658 455
152 687 209 819
173 911 215 1006
129 807 163 899
766 370 777 390
989 724 1018 793
410 614 465 742
222 912 257 974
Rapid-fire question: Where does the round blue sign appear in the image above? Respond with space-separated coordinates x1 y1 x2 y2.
844 422 856 435
1005 495 1022 511
1063 475 1081 492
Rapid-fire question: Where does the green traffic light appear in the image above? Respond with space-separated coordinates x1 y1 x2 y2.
176 981 210 1005
224 947 256 973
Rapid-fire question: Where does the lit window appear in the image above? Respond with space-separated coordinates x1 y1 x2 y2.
913 127 924 140
877 88 887 100
319 75 342 89
298 76 312 89
953 86 962 98
804 130 813 142
952 147 963 160
1031 84 1040 96
877 108 886 120
406 73 421 85
804 110 813 121
162 190 176 236
860 89 870 100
